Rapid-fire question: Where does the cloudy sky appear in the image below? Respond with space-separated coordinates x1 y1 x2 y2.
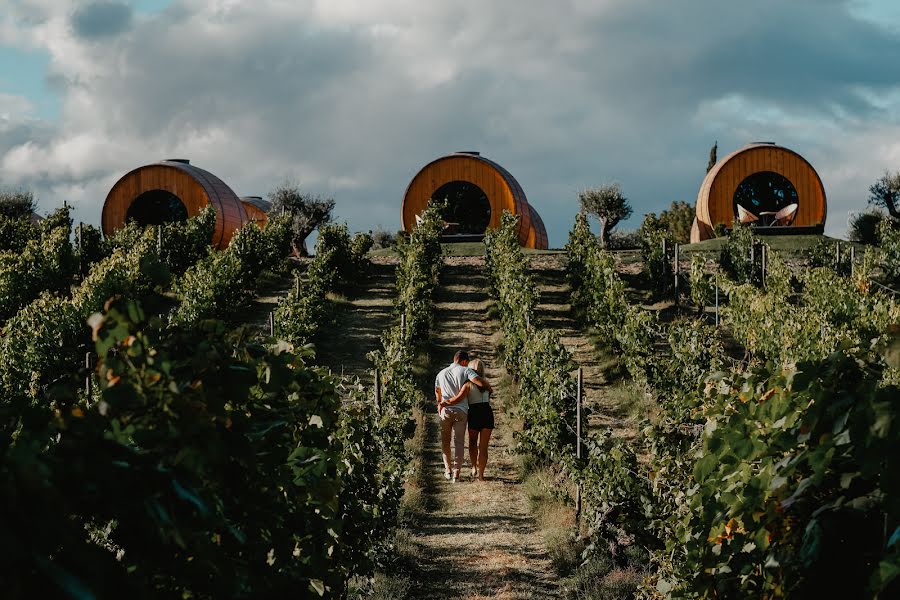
2 0 900 245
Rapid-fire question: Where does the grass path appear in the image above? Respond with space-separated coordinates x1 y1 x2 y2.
313 256 398 386
408 257 560 600
528 255 638 439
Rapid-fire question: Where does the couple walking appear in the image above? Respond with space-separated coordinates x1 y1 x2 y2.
434 350 495 482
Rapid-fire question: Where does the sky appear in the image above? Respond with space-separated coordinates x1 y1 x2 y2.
1 0 900 246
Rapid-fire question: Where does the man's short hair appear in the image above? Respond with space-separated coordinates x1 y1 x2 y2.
454 350 470 363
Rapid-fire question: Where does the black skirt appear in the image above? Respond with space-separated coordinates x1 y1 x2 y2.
467 403 495 431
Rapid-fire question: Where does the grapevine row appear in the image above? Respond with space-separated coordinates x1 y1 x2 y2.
567 214 900 598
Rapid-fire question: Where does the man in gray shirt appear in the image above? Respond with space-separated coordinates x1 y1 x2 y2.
435 350 492 481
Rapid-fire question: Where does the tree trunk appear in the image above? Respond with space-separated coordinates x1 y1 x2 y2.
886 194 899 220
599 218 609 248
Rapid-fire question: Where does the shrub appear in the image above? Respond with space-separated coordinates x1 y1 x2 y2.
159 206 217 275
0 225 76 321
878 218 900 285
719 220 755 284
639 216 672 297
850 210 885 245
688 253 715 313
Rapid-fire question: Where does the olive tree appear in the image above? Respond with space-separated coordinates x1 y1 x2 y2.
578 183 633 248
267 182 335 256
868 171 900 221
0 188 37 219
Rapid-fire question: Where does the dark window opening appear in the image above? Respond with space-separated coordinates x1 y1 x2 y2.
733 171 798 224
126 189 189 226
433 181 491 234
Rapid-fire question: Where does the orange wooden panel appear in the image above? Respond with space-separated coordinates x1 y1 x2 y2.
401 153 547 248
102 161 249 249
693 144 826 241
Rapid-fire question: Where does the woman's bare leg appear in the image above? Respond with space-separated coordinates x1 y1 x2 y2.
477 428 493 480
468 429 479 475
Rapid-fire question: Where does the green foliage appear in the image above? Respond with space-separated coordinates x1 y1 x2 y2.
850 210 885 245
688 254 715 313
0 228 166 410
172 219 291 328
159 205 216 275
267 182 335 256
0 213 38 253
639 215 673 297
559 215 900 598
578 183 633 248
566 215 626 340
275 223 376 347
485 212 538 377
806 237 852 276
667 356 900 598
2 299 347 597
0 225 76 321
76 223 105 272
0 188 36 219
878 218 900 285
867 170 900 221
720 220 756 284
641 200 694 244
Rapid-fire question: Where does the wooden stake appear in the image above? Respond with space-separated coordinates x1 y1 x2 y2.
575 367 583 525
268 311 275 337
374 368 382 412
715 275 720 327
85 352 93 397
674 243 680 306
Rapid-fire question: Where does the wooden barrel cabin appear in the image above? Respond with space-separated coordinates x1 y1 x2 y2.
241 196 271 226
101 159 250 249
401 152 549 249
691 142 827 243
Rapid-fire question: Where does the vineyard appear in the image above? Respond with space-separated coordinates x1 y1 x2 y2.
1 202 899 599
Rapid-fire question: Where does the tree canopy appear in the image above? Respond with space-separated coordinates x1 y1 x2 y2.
640 200 694 244
0 188 37 220
578 183 633 248
868 171 900 221
267 182 335 256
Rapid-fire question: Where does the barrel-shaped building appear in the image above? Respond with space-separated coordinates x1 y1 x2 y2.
401 152 548 249
691 143 827 242
101 159 250 249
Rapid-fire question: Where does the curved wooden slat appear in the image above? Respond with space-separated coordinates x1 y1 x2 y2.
241 197 270 227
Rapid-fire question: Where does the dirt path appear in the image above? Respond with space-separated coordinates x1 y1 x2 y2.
528 255 637 439
315 256 398 386
409 257 559 600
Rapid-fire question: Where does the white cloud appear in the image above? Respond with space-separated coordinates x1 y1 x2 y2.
0 0 899 240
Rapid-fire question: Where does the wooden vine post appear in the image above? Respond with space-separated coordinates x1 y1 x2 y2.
673 243 680 307
85 352 94 397
714 274 720 327
268 311 275 337
575 367 583 525
374 368 382 412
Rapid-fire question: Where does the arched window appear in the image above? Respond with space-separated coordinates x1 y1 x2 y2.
433 181 491 234
733 171 798 221
125 189 189 226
